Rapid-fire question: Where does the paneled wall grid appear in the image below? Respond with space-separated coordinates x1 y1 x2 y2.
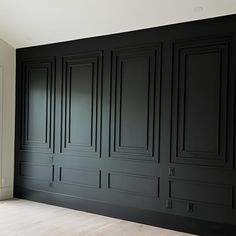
15 15 236 235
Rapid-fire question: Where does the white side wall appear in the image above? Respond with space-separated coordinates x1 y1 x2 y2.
0 39 15 200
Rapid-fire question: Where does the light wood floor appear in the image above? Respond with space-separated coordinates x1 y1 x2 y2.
0 199 195 236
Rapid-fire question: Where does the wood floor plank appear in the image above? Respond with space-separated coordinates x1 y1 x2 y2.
0 199 195 236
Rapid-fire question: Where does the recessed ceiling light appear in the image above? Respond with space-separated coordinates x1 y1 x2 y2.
194 6 204 13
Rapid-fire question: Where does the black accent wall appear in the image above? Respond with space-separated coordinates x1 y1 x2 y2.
15 15 236 235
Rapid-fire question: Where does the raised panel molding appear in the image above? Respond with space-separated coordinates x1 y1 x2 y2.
168 179 233 209
19 161 53 182
59 167 101 189
61 51 103 158
171 37 232 167
109 45 162 161
20 58 55 153
108 171 159 198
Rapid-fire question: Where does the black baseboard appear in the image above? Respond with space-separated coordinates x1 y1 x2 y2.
14 187 235 236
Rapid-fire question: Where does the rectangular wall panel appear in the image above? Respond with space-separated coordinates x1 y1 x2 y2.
59 167 100 189
171 37 232 167
108 171 159 198
169 180 232 207
61 51 102 158
19 162 52 182
109 45 161 161
20 58 55 153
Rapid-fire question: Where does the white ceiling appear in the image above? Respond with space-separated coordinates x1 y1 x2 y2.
0 0 236 48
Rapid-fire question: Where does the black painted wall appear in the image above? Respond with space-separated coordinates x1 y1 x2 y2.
15 15 236 235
